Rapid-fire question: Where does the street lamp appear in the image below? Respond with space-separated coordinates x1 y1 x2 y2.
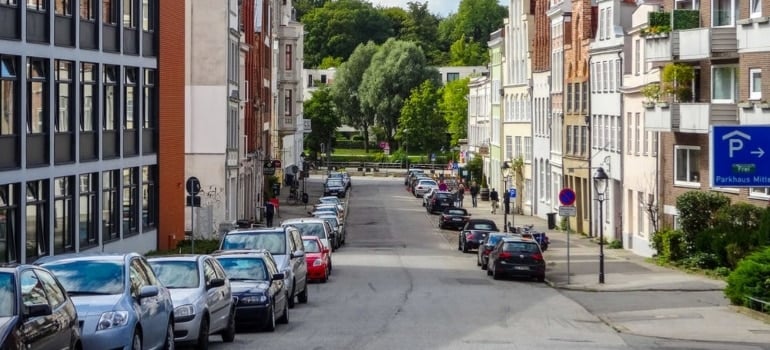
593 166 609 284
299 152 308 207
501 162 512 232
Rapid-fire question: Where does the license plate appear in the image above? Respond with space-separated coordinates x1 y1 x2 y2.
514 266 529 270
441 203 449 206
452 217 462 221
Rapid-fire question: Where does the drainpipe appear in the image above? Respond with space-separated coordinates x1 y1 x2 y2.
617 50 624 246
587 53 594 239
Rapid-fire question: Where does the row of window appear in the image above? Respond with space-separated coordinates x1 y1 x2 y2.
0 166 156 263
592 114 622 153
597 6 614 41
591 59 621 94
533 96 550 136
626 112 659 157
505 135 533 162
2 0 156 31
565 81 588 114
504 96 530 122
0 55 156 136
565 124 589 156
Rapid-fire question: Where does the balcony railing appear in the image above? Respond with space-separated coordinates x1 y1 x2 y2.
644 10 736 62
737 17 770 53
644 102 737 133
276 115 296 135
739 103 770 124
643 103 676 132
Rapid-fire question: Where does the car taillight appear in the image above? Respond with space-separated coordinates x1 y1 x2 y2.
532 253 544 261
499 252 512 259
484 247 493 253
465 232 474 239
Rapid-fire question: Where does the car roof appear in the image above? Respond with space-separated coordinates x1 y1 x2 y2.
147 255 206 262
212 249 271 258
501 236 537 243
282 218 326 224
226 227 286 235
35 252 138 265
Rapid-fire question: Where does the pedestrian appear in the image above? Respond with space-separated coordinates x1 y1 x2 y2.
438 180 448 192
490 188 499 214
470 181 479 208
264 200 275 227
457 183 465 207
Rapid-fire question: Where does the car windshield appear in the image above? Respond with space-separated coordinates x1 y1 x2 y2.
469 222 497 231
149 261 200 289
445 209 467 215
0 273 15 317
303 239 321 253
289 223 327 239
327 180 343 187
419 180 437 186
216 257 268 281
221 231 286 255
320 217 338 229
503 242 540 253
43 260 124 295
487 235 506 246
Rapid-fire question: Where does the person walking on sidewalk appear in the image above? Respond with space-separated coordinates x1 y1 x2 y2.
456 183 465 207
264 200 275 227
469 181 479 208
490 188 499 214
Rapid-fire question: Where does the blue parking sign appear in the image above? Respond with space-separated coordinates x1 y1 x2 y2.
509 188 517 198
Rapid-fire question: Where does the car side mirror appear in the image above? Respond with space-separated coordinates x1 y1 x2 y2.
24 303 52 318
208 278 225 289
272 273 285 281
291 250 305 258
138 285 159 299
323 247 330 254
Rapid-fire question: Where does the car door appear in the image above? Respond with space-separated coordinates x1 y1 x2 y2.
129 258 164 348
203 259 228 331
264 258 286 310
289 229 307 288
19 269 58 350
35 268 76 349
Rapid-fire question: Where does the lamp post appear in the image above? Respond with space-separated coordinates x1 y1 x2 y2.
593 167 609 284
299 152 307 206
501 162 512 232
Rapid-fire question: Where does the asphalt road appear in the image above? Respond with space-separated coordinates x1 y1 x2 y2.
205 177 766 350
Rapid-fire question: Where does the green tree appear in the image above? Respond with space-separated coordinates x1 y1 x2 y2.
453 0 507 44
400 2 442 65
318 56 343 69
395 81 446 153
293 0 327 21
303 86 341 157
302 0 393 68
330 41 378 152
439 77 469 145
359 38 440 142
449 36 488 66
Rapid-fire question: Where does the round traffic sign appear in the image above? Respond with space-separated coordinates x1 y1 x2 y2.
186 177 201 196
559 188 576 206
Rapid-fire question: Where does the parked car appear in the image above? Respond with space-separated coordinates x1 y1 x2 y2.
414 179 438 197
427 191 455 214
410 176 431 194
422 188 438 207
324 179 346 198
318 196 342 205
458 219 499 253
302 236 331 283
219 227 308 308
487 236 546 282
213 250 289 332
341 172 352 190
37 253 175 350
477 232 512 269
404 169 425 185
314 203 345 218
438 207 470 230
148 255 236 348
281 217 335 254
0 264 81 350
316 214 345 249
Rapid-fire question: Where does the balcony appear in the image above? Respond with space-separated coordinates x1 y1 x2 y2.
277 24 301 40
276 115 296 136
739 103 770 125
737 17 770 53
644 102 737 133
279 68 300 83
645 27 737 62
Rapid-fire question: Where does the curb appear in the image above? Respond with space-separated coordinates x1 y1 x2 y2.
544 278 725 292
729 305 770 324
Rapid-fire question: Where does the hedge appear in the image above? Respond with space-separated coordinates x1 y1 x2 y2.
648 11 670 28
673 10 699 30
334 140 378 149
725 247 770 308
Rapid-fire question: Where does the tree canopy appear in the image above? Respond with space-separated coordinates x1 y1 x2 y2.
303 85 341 156
439 77 470 146
330 41 378 152
396 80 447 153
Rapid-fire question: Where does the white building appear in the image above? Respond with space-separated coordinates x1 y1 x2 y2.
621 2 661 257
589 0 634 245
547 0 571 220
467 76 492 180
185 0 244 237
438 66 488 85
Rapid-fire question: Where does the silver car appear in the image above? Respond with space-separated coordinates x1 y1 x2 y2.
148 255 236 348
281 218 334 253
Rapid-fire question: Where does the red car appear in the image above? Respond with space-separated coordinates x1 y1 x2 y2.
302 236 331 283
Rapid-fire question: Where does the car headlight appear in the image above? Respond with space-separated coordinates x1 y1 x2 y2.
96 311 129 331
174 304 195 321
313 259 323 266
239 295 268 304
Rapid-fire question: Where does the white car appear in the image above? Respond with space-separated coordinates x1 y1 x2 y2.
422 188 438 207
318 196 342 205
281 218 335 252
414 179 438 197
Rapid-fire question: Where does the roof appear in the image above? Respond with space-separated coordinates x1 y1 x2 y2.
212 249 270 258
147 254 205 262
35 252 138 265
282 217 325 224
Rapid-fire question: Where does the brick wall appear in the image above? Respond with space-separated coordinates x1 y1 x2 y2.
740 52 770 101
532 0 551 72
157 0 186 250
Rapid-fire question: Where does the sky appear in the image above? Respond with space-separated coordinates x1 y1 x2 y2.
367 0 508 17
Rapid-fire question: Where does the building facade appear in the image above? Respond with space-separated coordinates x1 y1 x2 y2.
547 0 571 226
532 0 555 220
488 29 504 192
0 0 182 263
467 76 491 180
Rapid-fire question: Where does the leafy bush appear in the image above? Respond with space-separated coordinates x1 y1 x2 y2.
651 229 686 262
648 11 671 28
608 240 623 249
675 191 731 252
678 252 720 270
334 140 378 149
673 9 700 30
713 267 731 278
725 247 770 306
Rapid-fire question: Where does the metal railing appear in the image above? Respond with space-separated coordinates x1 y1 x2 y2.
746 296 770 313
315 162 451 171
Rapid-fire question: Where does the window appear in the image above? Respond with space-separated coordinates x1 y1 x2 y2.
652 131 658 156
103 65 118 131
36 270 67 307
0 56 17 136
712 0 736 26
27 58 46 135
524 136 532 161
606 8 612 40
566 126 573 154
27 0 45 11
599 8 606 39
0 184 19 263
142 0 153 31
580 126 587 155
129 259 149 296
626 112 632 154
515 136 522 159
103 170 118 242
750 69 762 100
54 60 72 133
634 40 640 75
55 0 71 15
676 0 700 9
284 89 292 116
616 60 622 90
143 69 155 129
750 187 770 198
125 67 137 129
712 66 737 103
141 165 156 228
79 63 96 132
20 270 48 307
26 179 48 260
122 168 137 235
566 84 572 112
675 146 701 185
603 61 609 92
52 177 74 254
78 173 97 248
446 73 460 82
582 82 588 112
751 0 762 17
643 129 649 155
505 135 513 160
79 0 94 20
123 0 135 28
635 112 641 155
285 44 292 71
102 0 116 24
2 0 18 6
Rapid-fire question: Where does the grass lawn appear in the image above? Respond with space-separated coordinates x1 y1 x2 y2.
332 148 384 156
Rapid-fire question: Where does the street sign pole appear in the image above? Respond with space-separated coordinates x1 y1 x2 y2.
566 219 571 285
186 177 201 254
190 203 195 253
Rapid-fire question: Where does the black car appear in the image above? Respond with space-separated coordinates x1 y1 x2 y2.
213 250 290 332
458 219 499 253
0 264 82 350
487 237 546 282
438 207 470 230
427 191 455 214
477 232 511 269
324 179 346 198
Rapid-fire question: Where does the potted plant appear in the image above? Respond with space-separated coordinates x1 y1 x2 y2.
641 83 661 108
479 174 490 201
738 100 754 108
661 63 694 103
758 100 770 109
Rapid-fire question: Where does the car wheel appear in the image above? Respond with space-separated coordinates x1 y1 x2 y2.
438 222 443 229
329 258 333 272
457 238 462 251
486 265 493 276
462 240 468 253
131 330 142 350
322 268 329 283
288 284 296 309
298 283 309 304
476 255 481 266
221 308 236 343
493 267 502 280
536 275 546 283
163 320 175 350
263 304 276 332
277 297 289 324
196 317 209 350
